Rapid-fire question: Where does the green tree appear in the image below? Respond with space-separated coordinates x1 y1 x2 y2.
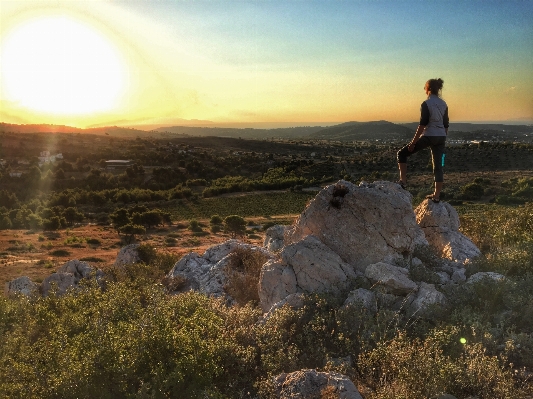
119 224 146 244
110 208 130 230
0 215 12 230
224 215 246 238
27 213 43 230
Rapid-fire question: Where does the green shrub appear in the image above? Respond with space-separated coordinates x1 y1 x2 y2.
460 182 484 200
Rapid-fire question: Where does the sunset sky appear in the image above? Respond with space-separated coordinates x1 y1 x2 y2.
1 0 532 129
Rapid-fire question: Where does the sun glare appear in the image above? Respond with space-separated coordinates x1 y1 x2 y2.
1 15 127 116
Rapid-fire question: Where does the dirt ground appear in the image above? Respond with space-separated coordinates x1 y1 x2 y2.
0 218 280 292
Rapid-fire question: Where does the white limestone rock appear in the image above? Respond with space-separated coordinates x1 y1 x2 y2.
264 225 287 252
281 235 357 293
409 282 447 316
114 244 141 267
58 259 94 283
365 262 417 295
451 268 467 283
286 180 428 273
168 241 273 299
264 293 305 320
415 199 481 264
467 272 505 285
258 260 298 313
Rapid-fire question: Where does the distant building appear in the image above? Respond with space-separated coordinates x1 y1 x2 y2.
9 171 22 178
38 151 63 166
106 160 134 169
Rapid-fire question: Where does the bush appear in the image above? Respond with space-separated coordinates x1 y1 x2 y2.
50 249 71 257
223 215 246 238
460 182 484 200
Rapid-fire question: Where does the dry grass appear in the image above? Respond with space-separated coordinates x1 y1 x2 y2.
223 246 269 306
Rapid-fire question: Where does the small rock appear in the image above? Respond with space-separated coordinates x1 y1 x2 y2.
365 262 417 295
274 369 363 399
436 271 451 285
5 276 38 296
451 268 466 283
264 225 287 252
467 272 505 284
409 282 447 316
343 288 377 313
259 260 299 313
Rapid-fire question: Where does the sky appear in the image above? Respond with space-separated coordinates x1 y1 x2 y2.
0 0 532 129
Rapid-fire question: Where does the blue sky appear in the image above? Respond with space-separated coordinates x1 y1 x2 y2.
1 0 532 127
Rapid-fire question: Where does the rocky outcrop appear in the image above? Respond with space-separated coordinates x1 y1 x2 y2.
364 262 417 295
165 180 483 318
273 369 363 399
285 181 428 273
5 276 38 296
415 199 481 264
113 244 141 267
41 259 103 296
167 240 273 299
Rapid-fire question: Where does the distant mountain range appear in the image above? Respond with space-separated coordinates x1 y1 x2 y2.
1 121 532 142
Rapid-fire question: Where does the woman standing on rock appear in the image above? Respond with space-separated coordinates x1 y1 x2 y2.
397 78 449 203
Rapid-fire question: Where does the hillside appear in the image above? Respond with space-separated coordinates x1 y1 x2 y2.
2 121 532 142
309 120 413 141
152 125 326 139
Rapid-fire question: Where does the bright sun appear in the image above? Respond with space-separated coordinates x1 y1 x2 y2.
1 15 127 116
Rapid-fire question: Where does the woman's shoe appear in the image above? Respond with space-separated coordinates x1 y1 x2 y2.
397 180 407 190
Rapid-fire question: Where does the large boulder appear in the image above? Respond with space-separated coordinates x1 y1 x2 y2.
5 276 38 296
364 262 417 295
286 181 427 273
41 272 77 296
415 199 481 264
114 244 141 267
273 369 363 399
168 240 273 298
